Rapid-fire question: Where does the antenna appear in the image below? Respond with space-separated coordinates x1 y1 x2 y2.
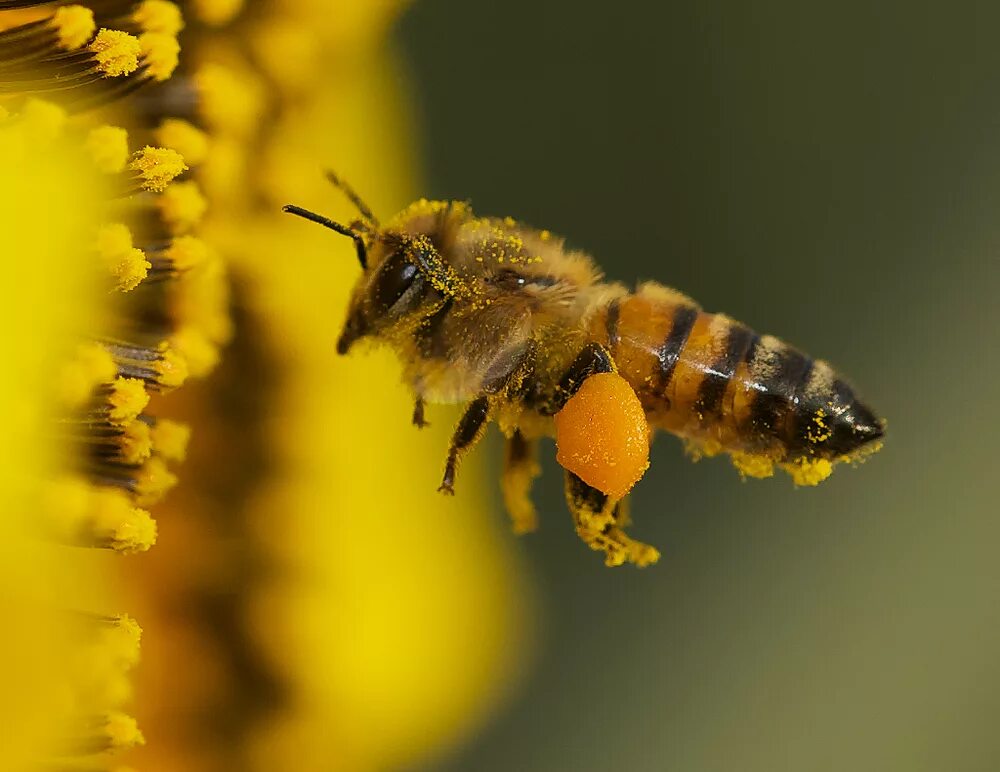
325 170 379 228
281 204 369 270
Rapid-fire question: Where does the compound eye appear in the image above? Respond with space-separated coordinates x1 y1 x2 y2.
372 252 419 310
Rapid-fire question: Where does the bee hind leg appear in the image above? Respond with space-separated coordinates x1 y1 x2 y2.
553 342 614 411
564 471 659 568
501 429 541 533
438 395 491 495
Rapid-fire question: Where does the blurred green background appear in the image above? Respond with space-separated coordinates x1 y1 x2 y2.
397 3 999 770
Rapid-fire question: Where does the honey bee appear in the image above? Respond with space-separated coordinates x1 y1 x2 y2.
284 173 885 568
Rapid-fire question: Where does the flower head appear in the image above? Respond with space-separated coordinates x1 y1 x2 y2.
0 1 228 767
2 2 529 770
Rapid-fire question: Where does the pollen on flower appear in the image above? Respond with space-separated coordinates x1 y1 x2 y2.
110 511 157 554
165 262 230 378
194 61 263 137
98 614 143 670
129 146 187 192
107 377 150 425
79 420 154 466
119 419 153 464
158 180 207 233
19 98 67 144
172 252 231 347
132 456 178 506
782 457 834 487
90 486 158 553
53 5 96 50
164 234 210 270
154 118 209 166
154 345 189 388
132 0 185 36
44 476 91 537
149 417 190 462
99 672 135 709
81 615 144 706
105 341 189 389
1 0 227 761
89 29 142 78
77 639 135 707
139 32 180 81
191 0 245 27
86 125 130 174
59 343 117 408
43 478 156 553
101 711 146 750
96 223 150 291
170 326 219 377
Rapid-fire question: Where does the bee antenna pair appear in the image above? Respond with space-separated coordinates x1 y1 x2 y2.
282 171 379 270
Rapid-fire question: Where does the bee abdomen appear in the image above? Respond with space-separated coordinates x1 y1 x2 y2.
740 338 884 461
781 358 885 458
591 283 884 481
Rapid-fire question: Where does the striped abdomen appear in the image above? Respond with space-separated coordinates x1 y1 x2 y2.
589 282 883 481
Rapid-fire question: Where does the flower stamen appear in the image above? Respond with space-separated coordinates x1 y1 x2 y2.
128 145 187 193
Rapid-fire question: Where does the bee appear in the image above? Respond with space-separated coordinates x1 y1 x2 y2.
284 173 885 568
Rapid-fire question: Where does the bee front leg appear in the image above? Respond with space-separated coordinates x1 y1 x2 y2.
501 429 541 533
412 397 428 428
438 395 491 495
564 471 659 568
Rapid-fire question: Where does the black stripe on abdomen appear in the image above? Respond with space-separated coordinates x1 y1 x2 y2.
748 346 814 439
696 323 757 417
657 305 698 387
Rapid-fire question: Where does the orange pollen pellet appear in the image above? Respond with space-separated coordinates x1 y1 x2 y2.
554 372 651 500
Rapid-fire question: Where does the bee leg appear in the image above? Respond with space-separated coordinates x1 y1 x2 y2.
412 397 428 428
553 342 615 411
614 493 633 528
438 395 491 495
501 429 541 533
564 471 660 568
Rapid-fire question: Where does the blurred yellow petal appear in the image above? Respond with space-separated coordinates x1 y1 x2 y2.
237 36 531 772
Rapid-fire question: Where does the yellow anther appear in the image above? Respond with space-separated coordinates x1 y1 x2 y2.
150 418 190 462
89 29 141 77
129 146 187 192
132 0 184 35
154 119 209 165
158 180 207 233
138 32 180 82
53 5 95 50
96 223 149 291
108 377 150 425
86 125 129 174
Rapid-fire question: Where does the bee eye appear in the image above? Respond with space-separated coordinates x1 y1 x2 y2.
373 252 419 310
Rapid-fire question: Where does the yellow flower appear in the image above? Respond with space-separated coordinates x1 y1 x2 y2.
2 1 530 770
1 1 227 767
0 91 149 769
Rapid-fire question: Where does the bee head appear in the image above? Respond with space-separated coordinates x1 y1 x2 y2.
283 173 459 355
334 232 442 354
